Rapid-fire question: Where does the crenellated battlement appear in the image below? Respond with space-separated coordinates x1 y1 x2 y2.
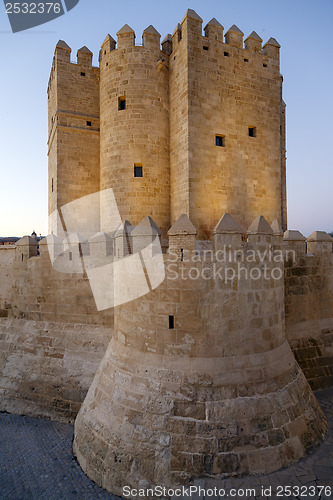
48 9 280 98
20 215 333 272
69 8 282 69
168 9 280 68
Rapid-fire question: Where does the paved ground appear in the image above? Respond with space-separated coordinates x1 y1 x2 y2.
0 389 332 500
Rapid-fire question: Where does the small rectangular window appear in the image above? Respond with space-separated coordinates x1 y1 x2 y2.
244 58 249 62
51 178 54 193
263 63 267 68
118 97 126 110
69 252 73 261
87 121 92 127
134 164 143 177
203 46 209 51
224 51 229 57
248 127 256 138
169 315 175 329
80 72 85 76
216 135 225 147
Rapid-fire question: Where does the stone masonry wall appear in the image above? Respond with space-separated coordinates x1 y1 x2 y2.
0 238 113 421
0 318 111 422
169 21 191 227
99 27 170 236
285 235 333 390
0 246 15 314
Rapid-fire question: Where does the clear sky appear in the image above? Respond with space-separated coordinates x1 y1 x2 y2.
0 0 332 237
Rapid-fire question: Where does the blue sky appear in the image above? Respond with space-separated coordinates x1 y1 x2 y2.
0 0 332 237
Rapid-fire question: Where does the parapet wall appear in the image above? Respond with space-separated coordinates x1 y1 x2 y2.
5 237 112 325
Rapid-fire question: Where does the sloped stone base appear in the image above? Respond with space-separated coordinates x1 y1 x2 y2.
74 338 327 496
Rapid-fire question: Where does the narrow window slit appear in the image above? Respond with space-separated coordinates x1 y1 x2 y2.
216 135 225 147
134 164 143 177
248 127 256 138
118 97 126 110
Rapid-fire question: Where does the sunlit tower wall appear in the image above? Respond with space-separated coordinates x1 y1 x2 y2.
47 41 100 234
169 10 287 239
99 25 170 236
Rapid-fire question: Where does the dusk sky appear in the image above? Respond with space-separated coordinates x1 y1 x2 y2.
0 0 332 237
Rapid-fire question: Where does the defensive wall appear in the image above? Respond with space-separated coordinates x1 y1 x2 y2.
0 236 112 422
0 215 332 426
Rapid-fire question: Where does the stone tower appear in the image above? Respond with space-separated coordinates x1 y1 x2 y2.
169 13 287 238
48 9 287 239
48 41 100 234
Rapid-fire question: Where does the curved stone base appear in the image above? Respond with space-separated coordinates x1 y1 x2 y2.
73 338 327 496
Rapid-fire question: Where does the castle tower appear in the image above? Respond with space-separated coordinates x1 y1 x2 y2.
48 41 100 234
48 10 287 240
99 25 170 235
169 10 287 239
